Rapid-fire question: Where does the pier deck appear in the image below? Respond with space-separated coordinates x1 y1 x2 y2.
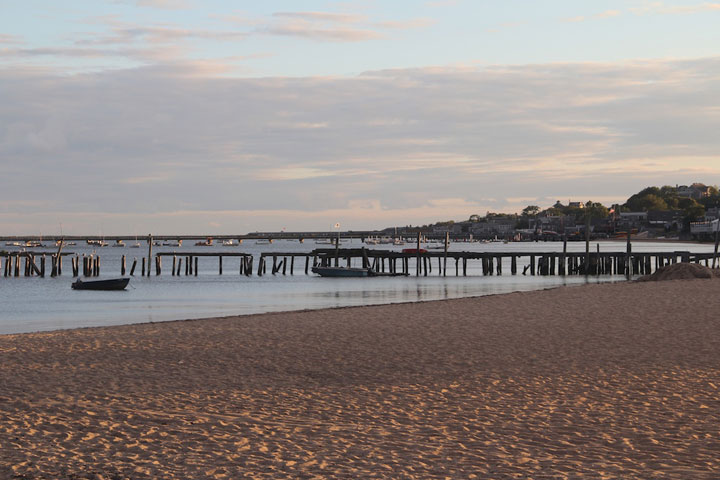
2 247 716 279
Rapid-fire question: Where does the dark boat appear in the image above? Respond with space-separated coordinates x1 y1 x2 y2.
311 266 371 277
71 278 130 291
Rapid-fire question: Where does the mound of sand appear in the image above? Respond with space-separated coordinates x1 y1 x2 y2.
638 262 718 281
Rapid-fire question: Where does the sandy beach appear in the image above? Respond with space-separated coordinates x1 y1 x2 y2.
2 278 720 479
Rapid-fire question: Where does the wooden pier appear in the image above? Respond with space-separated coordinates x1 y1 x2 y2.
2 248 717 279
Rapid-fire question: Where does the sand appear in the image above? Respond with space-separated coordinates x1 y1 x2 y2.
637 262 720 282
1 279 720 479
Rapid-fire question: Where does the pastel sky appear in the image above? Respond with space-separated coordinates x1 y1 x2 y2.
1 0 720 234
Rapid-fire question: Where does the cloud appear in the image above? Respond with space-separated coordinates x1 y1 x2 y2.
1 57 720 233
257 10 432 43
258 11 385 42
375 18 436 30
562 10 621 22
424 0 460 6
272 11 367 24
261 23 383 42
74 24 248 46
0 34 22 44
630 2 720 15
113 0 192 10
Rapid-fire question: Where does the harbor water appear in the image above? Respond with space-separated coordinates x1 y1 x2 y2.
0 239 715 334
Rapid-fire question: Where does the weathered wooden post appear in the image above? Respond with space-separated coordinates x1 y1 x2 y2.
194 257 198 276
335 234 340 267
141 257 146 276
584 213 591 276
177 258 182 276
443 232 449 277
130 258 137 276
713 220 720 268
416 232 421 276
122 255 126 276
147 234 153 277
172 255 176 276
626 230 632 277
40 254 46 277
219 255 223 275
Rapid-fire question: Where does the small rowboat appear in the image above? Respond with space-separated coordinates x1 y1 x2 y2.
71 278 130 291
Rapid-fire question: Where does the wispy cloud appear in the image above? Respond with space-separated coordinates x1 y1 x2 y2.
74 24 248 46
0 34 22 44
2 56 720 232
272 11 367 23
424 0 460 7
562 9 621 22
113 0 192 10
376 18 436 30
630 2 720 15
261 23 383 42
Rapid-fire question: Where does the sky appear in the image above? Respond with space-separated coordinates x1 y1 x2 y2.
1 0 720 235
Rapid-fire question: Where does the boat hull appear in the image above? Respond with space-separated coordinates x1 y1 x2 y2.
71 278 130 291
311 266 370 277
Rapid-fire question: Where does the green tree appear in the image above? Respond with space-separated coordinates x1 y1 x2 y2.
522 205 540 217
626 193 668 211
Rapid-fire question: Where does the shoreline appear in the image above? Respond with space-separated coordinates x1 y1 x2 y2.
2 278 719 478
1 275 630 337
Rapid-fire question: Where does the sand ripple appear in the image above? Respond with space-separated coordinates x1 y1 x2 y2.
1 279 720 478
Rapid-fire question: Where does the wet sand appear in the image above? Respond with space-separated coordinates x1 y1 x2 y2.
1 278 719 479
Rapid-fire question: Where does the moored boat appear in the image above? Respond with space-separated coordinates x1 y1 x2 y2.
311 266 371 277
71 278 130 291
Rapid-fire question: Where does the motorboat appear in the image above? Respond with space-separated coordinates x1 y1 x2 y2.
71 278 130 291
222 239 239 246
112 240 125 247
311 266 371 277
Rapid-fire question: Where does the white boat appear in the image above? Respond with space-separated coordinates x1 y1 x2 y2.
222 239 239 246
112 240 125 247
163 240 182 247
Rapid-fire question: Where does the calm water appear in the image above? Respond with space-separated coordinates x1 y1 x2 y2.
0 239 714 334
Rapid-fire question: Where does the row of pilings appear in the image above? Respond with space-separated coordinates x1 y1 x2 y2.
2 249 718 279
